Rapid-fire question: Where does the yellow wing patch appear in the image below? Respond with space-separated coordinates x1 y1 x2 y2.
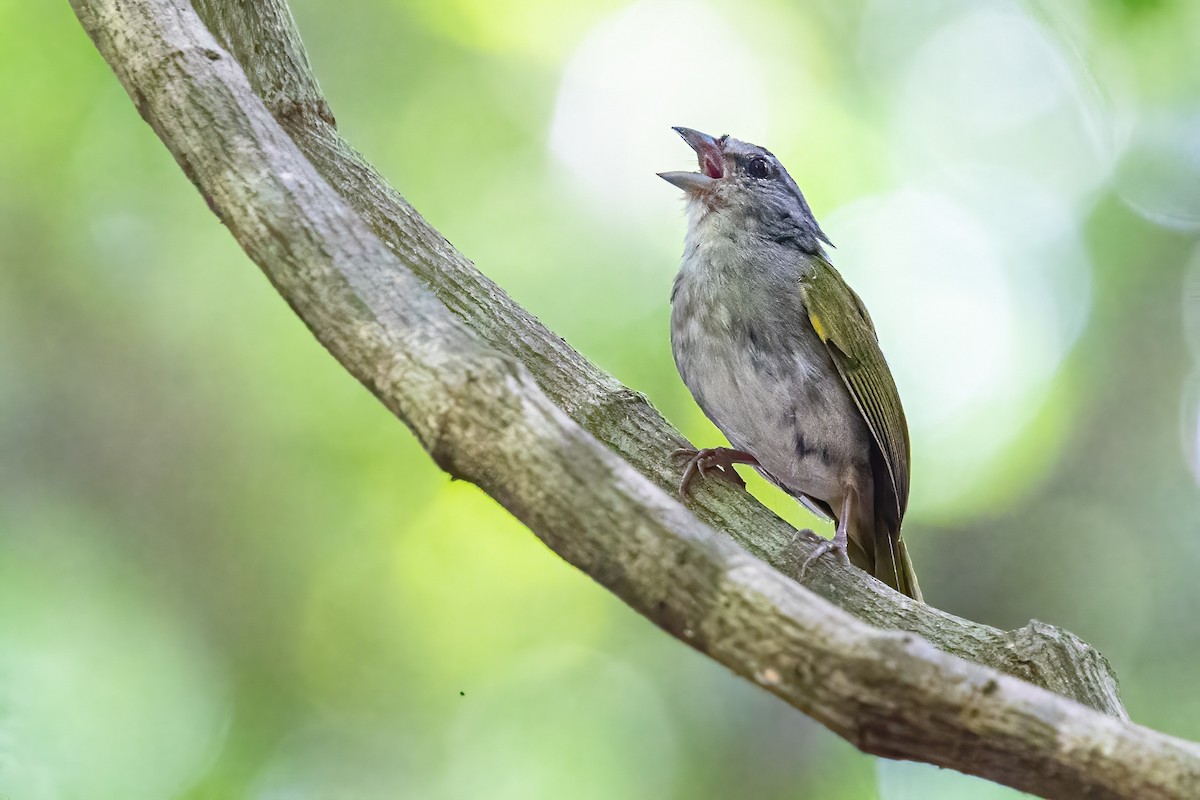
809 312 828 342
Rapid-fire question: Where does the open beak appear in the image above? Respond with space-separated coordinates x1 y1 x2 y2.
659 126 725 193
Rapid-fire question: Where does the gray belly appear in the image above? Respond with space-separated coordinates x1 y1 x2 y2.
670 277 872 507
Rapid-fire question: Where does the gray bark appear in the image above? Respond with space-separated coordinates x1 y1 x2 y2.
68 1 1200 797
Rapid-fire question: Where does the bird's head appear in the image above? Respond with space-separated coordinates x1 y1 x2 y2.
659 126 831 252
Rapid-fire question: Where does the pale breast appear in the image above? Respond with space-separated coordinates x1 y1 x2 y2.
670 238 872 507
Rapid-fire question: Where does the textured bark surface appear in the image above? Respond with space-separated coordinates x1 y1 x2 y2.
69 1 1200 797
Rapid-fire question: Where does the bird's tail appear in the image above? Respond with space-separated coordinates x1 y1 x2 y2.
853 511 922 602
888 536 922 602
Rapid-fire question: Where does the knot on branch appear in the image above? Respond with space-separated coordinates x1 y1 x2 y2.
271 96 336 129
994 619 1126 719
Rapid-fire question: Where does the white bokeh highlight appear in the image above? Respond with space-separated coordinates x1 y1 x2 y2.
887 5 1117 208
1117 108 1200 231
549 0 769 216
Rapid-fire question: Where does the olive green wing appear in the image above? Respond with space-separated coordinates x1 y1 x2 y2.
800 257 910 520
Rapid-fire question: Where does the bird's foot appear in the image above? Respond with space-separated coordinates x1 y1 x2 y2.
671 447 759 499
788 528 826 548
797 529 852 580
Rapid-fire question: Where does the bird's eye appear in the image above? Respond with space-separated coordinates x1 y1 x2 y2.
746 157 770 179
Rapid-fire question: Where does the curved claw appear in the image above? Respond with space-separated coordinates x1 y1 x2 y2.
672 447 759 499
677 456 702 499
798 535 852 580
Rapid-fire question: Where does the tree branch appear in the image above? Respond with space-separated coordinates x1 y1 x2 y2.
69 1 1200 796
187 0 1130 723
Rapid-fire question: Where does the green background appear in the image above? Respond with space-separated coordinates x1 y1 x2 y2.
2 0 1199 797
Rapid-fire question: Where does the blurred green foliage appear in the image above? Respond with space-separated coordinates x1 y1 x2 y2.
1 1 1199 798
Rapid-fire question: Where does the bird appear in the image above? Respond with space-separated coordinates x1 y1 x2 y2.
659 126 922 601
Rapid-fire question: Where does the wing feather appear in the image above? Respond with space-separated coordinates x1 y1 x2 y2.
800 258 910 519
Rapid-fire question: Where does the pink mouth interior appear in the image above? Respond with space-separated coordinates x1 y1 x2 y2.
700 149 724 179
